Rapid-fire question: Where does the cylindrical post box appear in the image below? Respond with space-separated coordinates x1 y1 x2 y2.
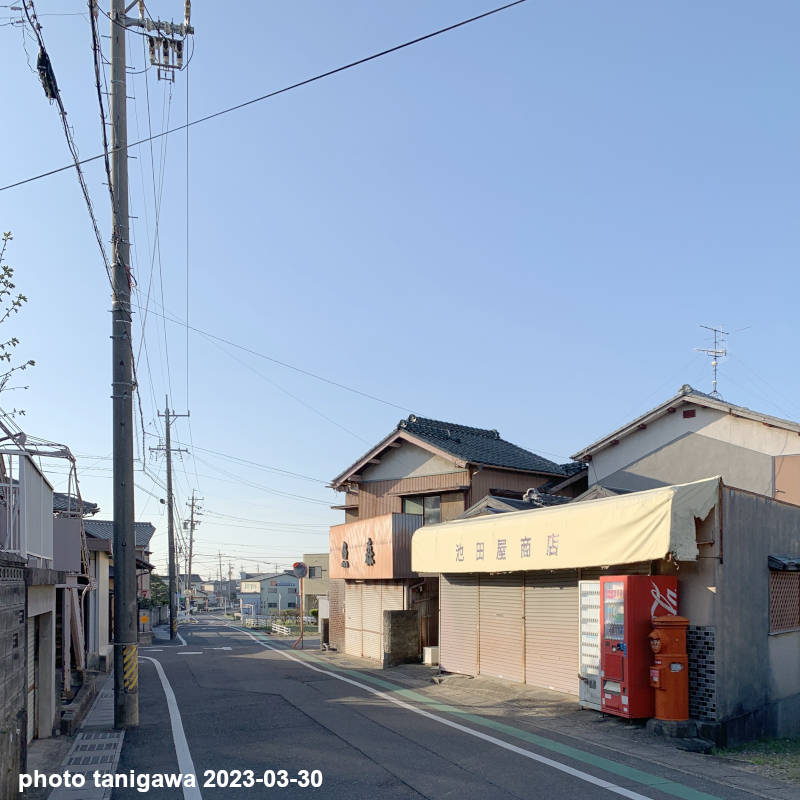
648 615 689 722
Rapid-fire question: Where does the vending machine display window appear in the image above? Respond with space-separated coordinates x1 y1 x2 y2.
603 581 624 641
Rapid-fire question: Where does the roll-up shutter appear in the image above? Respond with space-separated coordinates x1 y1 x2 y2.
344 582 362 658
361 584 382 662
27 619 35 743
479 574 524 683
440 574 478 676
381 581 405 612
525 570 579 695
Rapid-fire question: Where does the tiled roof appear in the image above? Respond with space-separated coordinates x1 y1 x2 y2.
53 492 99 515
398 416 565 476
83 519 155 549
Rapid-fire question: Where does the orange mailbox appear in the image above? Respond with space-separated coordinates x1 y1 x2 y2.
648 615 689 721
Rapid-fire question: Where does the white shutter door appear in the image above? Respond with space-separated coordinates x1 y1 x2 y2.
361 584 382 662
479 574 524 682
440 575 478 676
344 583 362 658
525 570 579 695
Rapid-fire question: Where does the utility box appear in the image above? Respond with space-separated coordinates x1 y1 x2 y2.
423 646 439 666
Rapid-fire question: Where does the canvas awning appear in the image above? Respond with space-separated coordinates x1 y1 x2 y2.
411 476 720 573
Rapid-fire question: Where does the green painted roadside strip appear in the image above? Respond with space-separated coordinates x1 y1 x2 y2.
235 627 721 800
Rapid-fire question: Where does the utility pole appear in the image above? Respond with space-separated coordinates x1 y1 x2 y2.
185 492 203 612
108 0 137 731
103 0 193 732
152 397 188 640
227 562 233 605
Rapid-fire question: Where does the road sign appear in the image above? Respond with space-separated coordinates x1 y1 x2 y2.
292 562 308 578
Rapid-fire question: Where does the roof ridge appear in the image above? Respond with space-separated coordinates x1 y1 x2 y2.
398 415 500 439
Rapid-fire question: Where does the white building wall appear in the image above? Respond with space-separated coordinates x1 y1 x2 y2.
362 442 460 481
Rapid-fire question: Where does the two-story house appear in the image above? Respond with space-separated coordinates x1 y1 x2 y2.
328 414 579 662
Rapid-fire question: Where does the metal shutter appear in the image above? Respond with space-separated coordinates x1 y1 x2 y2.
525 570 579 695
579 581 601 709
361 584 382 662
344 583 362 658
479 574 524 683
440 574 478 676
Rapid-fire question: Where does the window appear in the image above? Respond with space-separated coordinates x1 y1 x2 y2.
288 602 296 608
308 566 321 578
267 602 277 608
402 494 441 525
770 571 800 633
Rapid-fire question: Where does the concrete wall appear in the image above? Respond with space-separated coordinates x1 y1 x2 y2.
713 488 800 742
27 584 56 740
363 442 460 482
382 610 420 667
0 554 26 798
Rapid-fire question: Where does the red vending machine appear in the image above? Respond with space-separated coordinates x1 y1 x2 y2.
599 575 678 719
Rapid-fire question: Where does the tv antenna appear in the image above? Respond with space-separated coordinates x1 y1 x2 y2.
696 325 728 397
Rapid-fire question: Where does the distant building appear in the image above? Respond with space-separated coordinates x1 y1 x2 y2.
239 572 300 616
301 553 329 614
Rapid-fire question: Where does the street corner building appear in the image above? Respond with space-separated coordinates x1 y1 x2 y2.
412 385 800 746
325 414 587 667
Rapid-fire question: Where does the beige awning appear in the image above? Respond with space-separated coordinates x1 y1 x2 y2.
411 476 720 573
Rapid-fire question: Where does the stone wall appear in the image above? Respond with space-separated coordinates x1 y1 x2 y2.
382 610 419 668
0 554 26 798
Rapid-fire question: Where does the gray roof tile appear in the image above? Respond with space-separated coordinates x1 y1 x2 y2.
399 415 564 476
83 519 155 549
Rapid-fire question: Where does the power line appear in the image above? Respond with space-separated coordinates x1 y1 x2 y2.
133 300 413 412
1 0 528 193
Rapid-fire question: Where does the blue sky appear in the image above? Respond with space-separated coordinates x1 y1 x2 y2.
1 1 798 579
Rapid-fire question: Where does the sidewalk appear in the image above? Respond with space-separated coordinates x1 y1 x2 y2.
311 646 800 800
39 674 124 800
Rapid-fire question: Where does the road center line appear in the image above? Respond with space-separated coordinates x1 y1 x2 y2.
140 656 203 800
225 625 682 800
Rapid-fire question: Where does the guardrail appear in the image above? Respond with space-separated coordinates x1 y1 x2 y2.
271 622 291 636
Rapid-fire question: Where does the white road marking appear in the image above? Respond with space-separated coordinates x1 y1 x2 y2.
140 656 203 800
140 648 164 651
177 630 187 646
227 625 655 800
177 651 203 655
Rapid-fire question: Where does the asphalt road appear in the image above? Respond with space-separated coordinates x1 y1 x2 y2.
112 615 778 800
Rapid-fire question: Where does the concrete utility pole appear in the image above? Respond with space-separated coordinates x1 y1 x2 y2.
109 0 137 730
153 398 188 640
104 0 194 731
186 492 203 612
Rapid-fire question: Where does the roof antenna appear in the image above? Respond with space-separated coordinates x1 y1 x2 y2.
695 324 728 398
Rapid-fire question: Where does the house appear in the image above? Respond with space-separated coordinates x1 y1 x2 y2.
572 383 800 501
300 552 329 615
82 519 155 602
328 414 583 662
82 520 155 670
239 572 299 617
412 387 800 744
